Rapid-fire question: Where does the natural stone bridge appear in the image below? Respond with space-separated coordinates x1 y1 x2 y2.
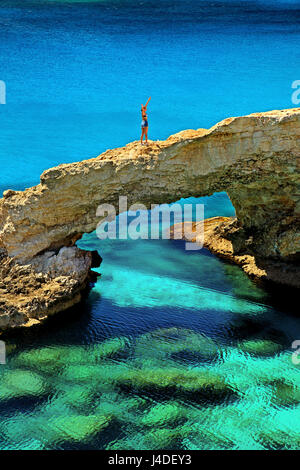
0 108 299 331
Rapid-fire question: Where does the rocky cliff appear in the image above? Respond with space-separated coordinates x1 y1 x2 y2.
0 108 299 331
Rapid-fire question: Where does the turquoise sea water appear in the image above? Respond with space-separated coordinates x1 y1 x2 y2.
0 0 300 450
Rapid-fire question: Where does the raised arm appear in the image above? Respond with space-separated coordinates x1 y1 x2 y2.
145 96 151 108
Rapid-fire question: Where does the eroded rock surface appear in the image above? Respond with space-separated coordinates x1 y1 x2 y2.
171 217 300 288
0 248 100 331
0 108 299 330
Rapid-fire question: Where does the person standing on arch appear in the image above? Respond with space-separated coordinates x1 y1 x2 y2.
140 96 151 145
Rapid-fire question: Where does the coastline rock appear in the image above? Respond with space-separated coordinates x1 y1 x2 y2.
0 247 100 331
0 107 299 331
171 216 300 287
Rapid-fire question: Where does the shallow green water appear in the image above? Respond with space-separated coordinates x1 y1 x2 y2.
1 320 300 450
0 194 299 450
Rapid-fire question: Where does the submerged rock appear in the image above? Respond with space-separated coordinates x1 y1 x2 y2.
271 380 300 407
13 337 130 374
13 346 68 375
134 328 219 363
107 425 189 450
94 393 148 425
143 427 184 449
61 364 103 384
90 337 130 360
48 414 111 443
258 423 300 450
115 364 233 404
239 339 282 356
141 401 186 427
56 384 96 411
0 369 46 399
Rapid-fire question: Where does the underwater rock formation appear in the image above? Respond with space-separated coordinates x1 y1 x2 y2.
0 108 299 330
2 328 299 450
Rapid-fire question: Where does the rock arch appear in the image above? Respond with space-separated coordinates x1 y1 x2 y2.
0 108 299 330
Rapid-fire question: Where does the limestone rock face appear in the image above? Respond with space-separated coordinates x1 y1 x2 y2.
0 108 299 330
0 248 98 331
29 247 93 283
171 217 300 288
1 108 299 264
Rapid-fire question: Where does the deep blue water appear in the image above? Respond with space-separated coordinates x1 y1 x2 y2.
0 0 299 451
1 0 300 192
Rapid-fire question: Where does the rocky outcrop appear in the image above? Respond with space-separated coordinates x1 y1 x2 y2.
0 248 101 331
0 108 299 330
171 217 300 288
